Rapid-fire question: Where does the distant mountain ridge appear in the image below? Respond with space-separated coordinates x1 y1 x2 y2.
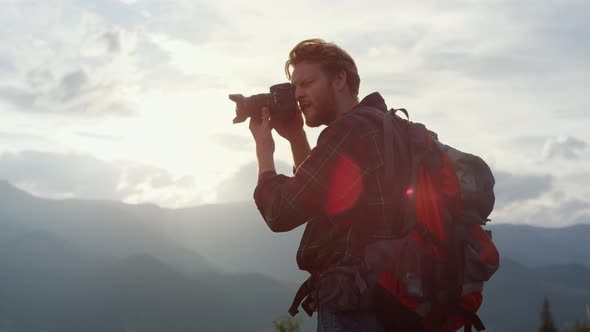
0 230 306 332
0 180 588 331
488 223 590 268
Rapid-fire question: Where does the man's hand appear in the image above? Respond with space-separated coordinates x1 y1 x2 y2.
272 106 305 143
249 108 274 147
249 107 276 176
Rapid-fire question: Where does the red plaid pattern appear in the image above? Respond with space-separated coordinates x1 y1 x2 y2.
254 93 400 274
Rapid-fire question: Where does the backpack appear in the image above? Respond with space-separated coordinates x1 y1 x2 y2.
361 106 500 332
287 106 499 332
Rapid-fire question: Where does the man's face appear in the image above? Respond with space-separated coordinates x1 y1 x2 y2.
291 61 337 127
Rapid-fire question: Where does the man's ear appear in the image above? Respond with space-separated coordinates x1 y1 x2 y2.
332 70 348 91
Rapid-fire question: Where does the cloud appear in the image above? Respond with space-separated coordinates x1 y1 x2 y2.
54 69 89 102
503 135 550 150
75 132 124 142
0 57 15 73
0 132 47 142
141 1 226 44
512 197 590 227
542 136 588 160
493 170 553 208
99 31 122 54
210 133 254 152
0 3 143 118
0 0 587 214
26 67 54 88
425 51 546 80
0 86 36 109
490 168 590 227
421 1 590 81
0 150 201 208
0 68 136 117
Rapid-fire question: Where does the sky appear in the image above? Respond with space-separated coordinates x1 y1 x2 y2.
0 0 588 227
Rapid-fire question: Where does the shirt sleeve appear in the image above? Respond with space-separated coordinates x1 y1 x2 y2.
253 119 365 232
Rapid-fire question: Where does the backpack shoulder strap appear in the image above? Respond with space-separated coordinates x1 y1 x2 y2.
381 108 414 234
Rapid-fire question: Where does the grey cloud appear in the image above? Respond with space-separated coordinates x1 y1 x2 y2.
142 1 226 44
499 0 590 59
0 150 197 204
499 135 551 159
100 31 121 53
493 170 553 208
349 2 589 83
362 71 431 98
0 132 47 142
0 67 136 117
75 0 145 28
342 26 427 56
497 194 590 227
76 132 124 142
0 86 36 109
504 135 550 150
65 99 136 117
429 2 590 80
26 67 54 88
54 69 89 102
135 36 227 92
119 164 194 190
572 213 590 225
553 108 589 120
527 198 590 227
211 133 254 152
0 57 15 73
542 136 588 160
76 0 225 44
0 150 121 198
426 51 547 80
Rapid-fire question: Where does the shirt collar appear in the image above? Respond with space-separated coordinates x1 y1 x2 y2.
353 92 388 112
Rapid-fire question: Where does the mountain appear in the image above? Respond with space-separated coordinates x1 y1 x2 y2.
487 223 590 268
0 180 217 276
480 257 590 332
0 231 307 332
0 180 588 331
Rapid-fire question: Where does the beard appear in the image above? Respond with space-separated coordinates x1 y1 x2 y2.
304 89 337 127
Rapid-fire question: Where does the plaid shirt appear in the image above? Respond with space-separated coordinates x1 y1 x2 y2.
254 92 404 275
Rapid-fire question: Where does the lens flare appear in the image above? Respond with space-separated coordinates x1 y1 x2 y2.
326 154 363 215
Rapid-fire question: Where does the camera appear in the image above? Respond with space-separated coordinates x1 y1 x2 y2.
229 83 298 124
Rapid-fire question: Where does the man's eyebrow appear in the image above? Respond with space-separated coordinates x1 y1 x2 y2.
291 76 310 86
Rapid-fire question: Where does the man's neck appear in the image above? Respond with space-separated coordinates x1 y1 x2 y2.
334 95 360 119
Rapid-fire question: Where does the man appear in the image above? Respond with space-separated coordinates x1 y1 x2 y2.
249 39 404 331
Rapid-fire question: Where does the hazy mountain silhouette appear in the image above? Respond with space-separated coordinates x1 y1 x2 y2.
0 180 218 276
0 229 308 331
0 180 588 331
488 223 590 268
481 257 590 332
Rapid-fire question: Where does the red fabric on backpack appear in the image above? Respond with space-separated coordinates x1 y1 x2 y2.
374 122 498 332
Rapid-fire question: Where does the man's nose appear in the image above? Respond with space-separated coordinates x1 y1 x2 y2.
295 89 305 102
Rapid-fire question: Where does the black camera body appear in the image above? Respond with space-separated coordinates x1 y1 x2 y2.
229 83 297 124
